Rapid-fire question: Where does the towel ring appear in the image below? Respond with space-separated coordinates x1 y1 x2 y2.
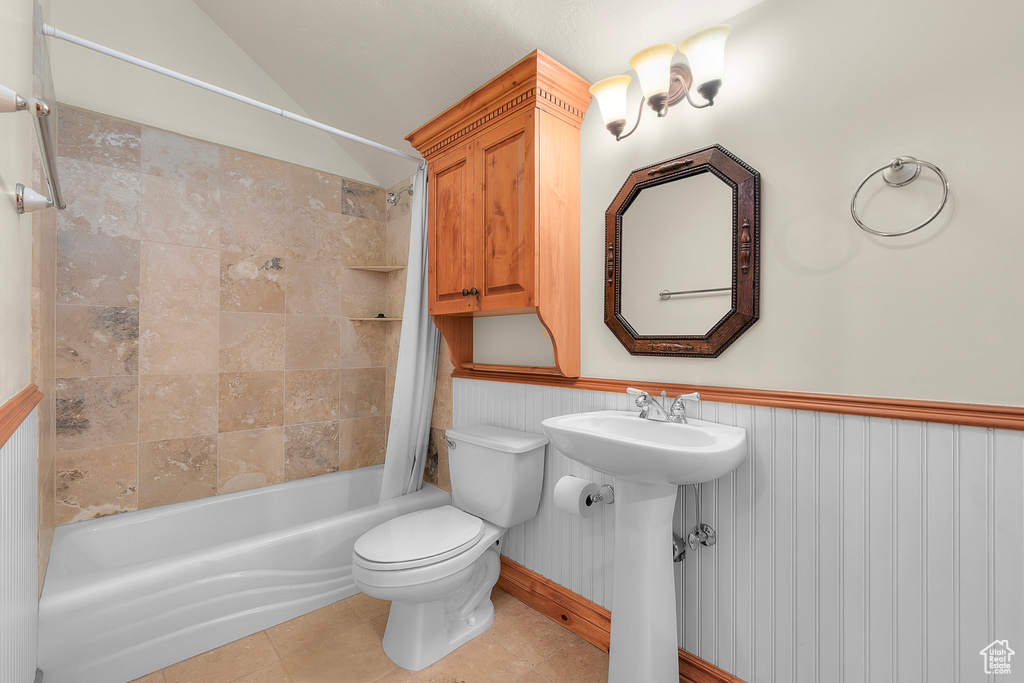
850 156 949 237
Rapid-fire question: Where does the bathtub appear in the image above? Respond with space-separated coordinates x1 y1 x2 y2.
37 464 449 683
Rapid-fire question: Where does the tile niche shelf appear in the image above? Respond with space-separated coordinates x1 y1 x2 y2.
347 265 406 272
346 265 405 320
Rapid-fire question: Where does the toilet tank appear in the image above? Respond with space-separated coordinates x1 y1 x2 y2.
445 424 547 529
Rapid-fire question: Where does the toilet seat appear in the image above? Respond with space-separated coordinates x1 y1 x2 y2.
353 506 484 571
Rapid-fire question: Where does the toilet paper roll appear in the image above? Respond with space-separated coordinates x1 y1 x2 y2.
553 475 600 518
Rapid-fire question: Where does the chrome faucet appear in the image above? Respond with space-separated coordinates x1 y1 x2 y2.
669 392 701 424
627 388 701 424
627 388 670 421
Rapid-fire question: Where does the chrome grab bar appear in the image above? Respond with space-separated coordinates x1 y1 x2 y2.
32 98 66 211
659 286 730 300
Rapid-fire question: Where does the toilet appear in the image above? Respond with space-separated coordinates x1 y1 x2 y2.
352 423 547 671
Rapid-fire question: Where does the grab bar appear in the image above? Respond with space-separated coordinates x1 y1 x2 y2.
659 286 731 300
1 82 65 213
31 98 66 211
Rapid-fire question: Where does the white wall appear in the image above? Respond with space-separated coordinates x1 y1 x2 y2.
481 0 1024 407
458 378 1024 683
45 0 374 184
0 0 37 403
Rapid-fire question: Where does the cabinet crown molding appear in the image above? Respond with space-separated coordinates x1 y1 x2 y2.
406 50 592 160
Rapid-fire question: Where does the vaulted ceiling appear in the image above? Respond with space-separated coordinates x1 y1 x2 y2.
193 0 764 187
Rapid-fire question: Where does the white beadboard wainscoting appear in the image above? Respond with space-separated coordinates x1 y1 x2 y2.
454 378 1024 683
1 409 38 683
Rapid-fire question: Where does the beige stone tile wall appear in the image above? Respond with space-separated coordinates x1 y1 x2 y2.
32 166 58 591
51 106 397 524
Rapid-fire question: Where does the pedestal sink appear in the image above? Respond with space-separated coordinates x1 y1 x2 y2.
540 410 747 683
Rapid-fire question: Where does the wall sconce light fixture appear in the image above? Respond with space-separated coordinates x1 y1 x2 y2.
590 25 731 141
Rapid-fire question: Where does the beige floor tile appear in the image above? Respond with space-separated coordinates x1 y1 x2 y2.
344 592 391 621
163 632 279 683
128 671 165 683
515 671 551 683
490 587 523 614
488 599 575 665
230 661 293 683
533 637 609 683
367 614 388 640
416 635 531 683
266 600 364 660
369 669 419 683
282 623 396 683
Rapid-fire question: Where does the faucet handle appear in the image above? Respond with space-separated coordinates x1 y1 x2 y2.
626 387 652 418
674 392 701 402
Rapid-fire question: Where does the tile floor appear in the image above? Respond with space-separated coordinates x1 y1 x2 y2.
129 587 609 683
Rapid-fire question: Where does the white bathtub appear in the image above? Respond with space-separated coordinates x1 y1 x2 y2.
37 465 449 683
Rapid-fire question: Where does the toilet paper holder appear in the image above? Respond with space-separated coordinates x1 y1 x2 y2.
586 485 615 506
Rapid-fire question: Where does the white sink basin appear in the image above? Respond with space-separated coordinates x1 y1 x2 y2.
541 410 746 485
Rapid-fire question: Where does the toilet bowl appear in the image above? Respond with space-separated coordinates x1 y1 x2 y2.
352 424 547 671
353 506 505 670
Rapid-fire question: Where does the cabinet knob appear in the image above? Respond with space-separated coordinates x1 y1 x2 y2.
461 287 479 297
461 288 470 296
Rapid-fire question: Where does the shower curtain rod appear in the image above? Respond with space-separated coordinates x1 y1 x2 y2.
41 23 422 165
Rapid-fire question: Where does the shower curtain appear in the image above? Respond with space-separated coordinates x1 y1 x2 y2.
379 163 439 502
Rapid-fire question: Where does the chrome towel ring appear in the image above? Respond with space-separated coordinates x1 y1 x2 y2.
850 156 949 237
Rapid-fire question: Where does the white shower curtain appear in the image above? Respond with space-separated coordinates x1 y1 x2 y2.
379 163 439 502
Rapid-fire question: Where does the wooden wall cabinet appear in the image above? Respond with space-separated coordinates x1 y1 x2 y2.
407 51 590 378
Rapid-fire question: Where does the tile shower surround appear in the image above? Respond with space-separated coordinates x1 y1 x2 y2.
49 106 433 524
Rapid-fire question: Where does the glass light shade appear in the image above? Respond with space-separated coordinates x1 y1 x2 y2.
589 75 632 125
629 43 678 99
678 25 731 87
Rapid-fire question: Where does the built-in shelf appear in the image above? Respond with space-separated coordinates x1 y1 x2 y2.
348 265 405 272
462 363 563 376
348 317 403 321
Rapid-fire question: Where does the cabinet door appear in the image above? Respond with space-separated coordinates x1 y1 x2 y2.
428 143 476 314
475 111 536 311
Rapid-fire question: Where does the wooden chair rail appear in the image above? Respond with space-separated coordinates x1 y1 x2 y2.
453 370 1024 431
0 384 43 450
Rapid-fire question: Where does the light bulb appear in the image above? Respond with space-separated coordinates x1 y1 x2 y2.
679 25 731 102
629 43 678 100
589 75 632 127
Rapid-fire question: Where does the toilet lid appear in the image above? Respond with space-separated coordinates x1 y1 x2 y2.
354 506 485 568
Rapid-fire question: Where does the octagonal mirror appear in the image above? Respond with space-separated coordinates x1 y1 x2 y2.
604 144 760 357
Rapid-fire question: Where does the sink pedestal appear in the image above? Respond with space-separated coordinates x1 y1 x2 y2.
540 410 748 683
609 479 679 683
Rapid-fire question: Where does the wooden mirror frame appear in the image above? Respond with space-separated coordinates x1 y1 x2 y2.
604 144 760 357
